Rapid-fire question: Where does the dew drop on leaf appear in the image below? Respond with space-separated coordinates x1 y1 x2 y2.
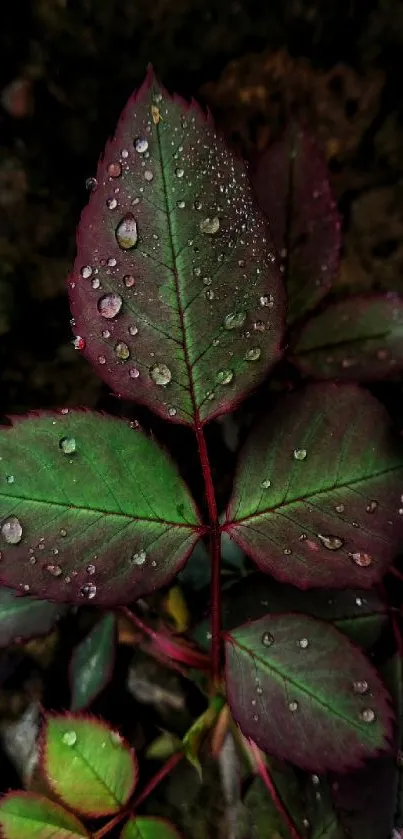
352 679 369 694
1 516 23 545
134 137 149 153
144 170 154 182
108 162 122 178
200 216 220 235
107 197 118 210
80 265 92 279
351 552 372 568
80 583 97 599
149 363 172 386
86 564 96 575
253 320 266 332
115 213 138 249
317 533 344 551
73 336 85 351
123 274 136 288
115 342 130 361
168 407 177 417
109 730 123 746
335 504 345 513
366 500 378 513
259 294 274 308
293 448 307 461
98 355 106 365
62 730 77 747
6 475 15 484
45 564 62 577
205 289 215 301
132 549 147 566
360 708 375 723
261 631 274 648
298 638 309 649
223 311 246 330
175 168 184 178
59 437 76 455
245 347 261 362
261 479 271 489
288 701 299 712
216 369 234 386
129 367 140 379
85 176 97 192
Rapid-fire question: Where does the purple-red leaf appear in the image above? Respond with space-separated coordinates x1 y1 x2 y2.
225 383 403 589
69 67 284 426
225 613 393 772
293 293 403 381
250 124 341 322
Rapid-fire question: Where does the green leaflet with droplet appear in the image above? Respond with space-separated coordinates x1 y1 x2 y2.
293 294 403 381
225 383 403 589
121 817 182 839
42 714 137 817
225 613 393 772
0 792 89 839
0 587 66 647
70 612 117 710
0 411 201 605
69 67 284 426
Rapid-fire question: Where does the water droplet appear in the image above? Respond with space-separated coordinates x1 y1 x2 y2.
352 679 369 694
303 818 310 829
149 363 172 386
223 311 246 330
132 549 147 566
80 583 97 600
317 534 344 551
366 500 378 513
175 168 184 178
298 638 309 649
311 775 320 786
144 170 153 182
261 479 271 489
115 342 130 361
259 294 274 308
216 369 233 386
134 137 148 154
60 529 67 537
98 355 106 365
245 347 261 362
335 504 345 513
91 277 100 290
360 708 375 723
194 200 202 210
80 265 92 279
108 162 121 178
86 564 96 575
355 597 363 606
200 216 220 235
121 149 129 158
59 437 76 455
351 552 372 568
107 257 117 268
86 177 97 192
129 325 139 337
129 367 140 379
116 213 138 249
253 320 265 332
109 730 123 746
97 292 124 320
62 730 77 746
256 685 263 695
73 336 85 351
205 289 215 301
168 407 177 417
283 547 292 555
177 200 186 209
107 197 118 210
6 475 15 484
46 563 62 577
261 631 274 647
1 516 23 545
288 701 298 712
293 448 307 461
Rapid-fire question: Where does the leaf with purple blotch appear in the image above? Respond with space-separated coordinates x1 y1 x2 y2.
0 411 201 605
0 587 66 647
250 123 341 323
70 612 117 711
0 792 89 839
292 294 403 381
225 613 393 772
69 67 284 426
225 383 403 589
121 817 183 839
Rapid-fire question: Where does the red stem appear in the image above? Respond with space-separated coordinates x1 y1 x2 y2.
248 741 303 839
194 420 222 684
120 607 210 670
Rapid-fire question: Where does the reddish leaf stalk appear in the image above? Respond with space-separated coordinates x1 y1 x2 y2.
120 607 210 670
194 421 222 684
247 740 304 839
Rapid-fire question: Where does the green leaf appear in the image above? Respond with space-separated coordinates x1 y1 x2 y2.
70 612 117 710
121 817 182 839
303 776 345 839
69 68 284 427
0 411 201 605
42 713 137 816
225 383 403 589
0 587 66 647
0 792 89 839
225 613 393 772
293 294 403 381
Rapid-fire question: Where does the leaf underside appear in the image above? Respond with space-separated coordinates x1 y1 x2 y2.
69 67 284 426
225 613 393 772
0 587 66 647
250 124 341 323
293 294 403 381
42 714 137 817
225 383 403 589
0 411 201 605
0 792 89 839
70 612 117 710
121 817 182 839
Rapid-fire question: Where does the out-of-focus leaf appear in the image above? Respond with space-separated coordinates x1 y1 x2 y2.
250 124 341 323
69 67 284 426
162 586 190 633
0 792 89 839
293 294 403 380
178 540 210 592
70 612 117 710
0 411 201 605
0 587 66 647
240 756 307 839
42 713 137 817
121 817 182 839
225 383 403 589
225 614 393 772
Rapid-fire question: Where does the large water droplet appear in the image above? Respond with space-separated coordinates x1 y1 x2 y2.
216 369 233 386
259 294 274 308
360 708 375 723
134 137 148 154
80 265 92 279
223 311 246 330
298 638 309 649
132 549 147 566
80 583 97 600
200 216 220 235
116 213 138 249
261 631 274 648
115 342 130 361
108 162 121 178
288 701 299 712
73 336 85 351
351 552 372 568
261 479 271 489
150 363 172 386
59 437 76 455
366 500 378 513
293 448 307 461
62 730 77 746
97 293 123 319
1 516 23 545
317 534 344 551
352 679 369 694
245 347 261 362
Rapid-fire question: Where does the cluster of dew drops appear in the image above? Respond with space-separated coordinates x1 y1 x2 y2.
250 630 376 726
72 89 279 413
